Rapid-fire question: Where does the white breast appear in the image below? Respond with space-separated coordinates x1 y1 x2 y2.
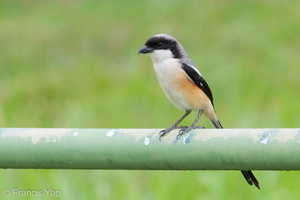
150 52 194 111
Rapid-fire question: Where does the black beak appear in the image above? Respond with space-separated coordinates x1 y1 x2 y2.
138 46 154 54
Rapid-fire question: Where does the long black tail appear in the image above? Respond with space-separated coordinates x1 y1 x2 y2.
241 170 260 189
211 119 260 189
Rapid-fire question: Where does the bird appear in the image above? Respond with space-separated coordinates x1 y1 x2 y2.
138 33 260 189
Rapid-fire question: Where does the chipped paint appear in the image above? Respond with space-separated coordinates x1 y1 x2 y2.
0 128 28 138
182 134 191 144
106 129 117 137
50 137 57 142
194 129 261 142
143 137 150 145
260 137 269 144
192 128 296 143
121 129 154 142
17 129 71 145
260 131 272 144
174 137 180 144
272 129 296 143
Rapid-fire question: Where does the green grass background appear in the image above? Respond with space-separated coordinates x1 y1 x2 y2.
1 0 300 199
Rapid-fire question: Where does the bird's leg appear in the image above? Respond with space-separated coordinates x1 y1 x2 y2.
159 110 191 140
177 109 204 138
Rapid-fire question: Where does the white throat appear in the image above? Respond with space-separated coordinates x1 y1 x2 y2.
149 49 174 63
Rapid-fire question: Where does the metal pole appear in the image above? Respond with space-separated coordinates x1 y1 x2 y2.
0 128 299 170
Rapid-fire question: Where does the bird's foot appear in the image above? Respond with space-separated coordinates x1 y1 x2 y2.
176 126 205 139
159 126 188 141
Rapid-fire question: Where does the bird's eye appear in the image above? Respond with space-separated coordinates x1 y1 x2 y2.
157 42 163 48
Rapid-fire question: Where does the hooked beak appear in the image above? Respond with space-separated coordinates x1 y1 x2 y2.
138 46 154 54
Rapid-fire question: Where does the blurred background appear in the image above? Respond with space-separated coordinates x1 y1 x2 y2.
0 0 300 199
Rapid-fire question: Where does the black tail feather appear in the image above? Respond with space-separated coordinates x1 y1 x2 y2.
241 170 260 189
211 119 223 129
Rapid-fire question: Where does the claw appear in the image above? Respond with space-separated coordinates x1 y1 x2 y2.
159 126 188 140
176 132 183 140
159 130 167 141
176 126 205 139
159 135 164 141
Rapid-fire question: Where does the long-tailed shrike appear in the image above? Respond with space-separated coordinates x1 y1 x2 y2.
138 33 260 189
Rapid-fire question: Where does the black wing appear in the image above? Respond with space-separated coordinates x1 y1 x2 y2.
181 63 214 106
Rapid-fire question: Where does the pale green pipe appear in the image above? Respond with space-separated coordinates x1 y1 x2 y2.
0 128 299 170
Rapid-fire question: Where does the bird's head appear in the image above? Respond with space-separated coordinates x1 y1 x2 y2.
138 33 186 63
